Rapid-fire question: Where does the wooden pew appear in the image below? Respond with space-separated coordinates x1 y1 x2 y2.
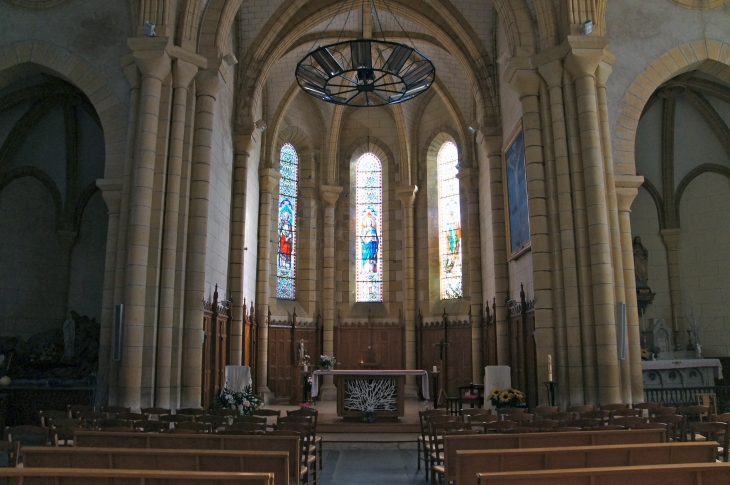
23 447 289 485
0 468 273 485
456 442 717 485
443 428 666 483
476 462 730 485
73 431 300 485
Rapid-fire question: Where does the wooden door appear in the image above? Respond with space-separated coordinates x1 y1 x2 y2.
202 313 213 409
267 326 293 399
419 321 473 396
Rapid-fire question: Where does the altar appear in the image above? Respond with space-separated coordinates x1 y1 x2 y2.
311 370 429 420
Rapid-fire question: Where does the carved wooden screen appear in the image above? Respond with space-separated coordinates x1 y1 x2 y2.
419 315 473 396
335 318 403 370
507 286 537 410
202 286 231 410
482 299 498 366
267 315 320 400
202 311 213 410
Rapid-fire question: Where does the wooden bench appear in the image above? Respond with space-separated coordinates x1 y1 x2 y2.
443 428 666 483
73 431 300 485
23 447 289 485
476 462 730 485
0 468 273 485
456 442 717 485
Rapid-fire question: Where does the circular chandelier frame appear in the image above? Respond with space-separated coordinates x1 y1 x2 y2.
296 39 435 107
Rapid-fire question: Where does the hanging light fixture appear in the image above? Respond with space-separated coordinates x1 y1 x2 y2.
295 0 435 107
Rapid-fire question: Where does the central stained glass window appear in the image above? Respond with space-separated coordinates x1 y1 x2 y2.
438 142 463 299
276 143 298 299
356 153 383 302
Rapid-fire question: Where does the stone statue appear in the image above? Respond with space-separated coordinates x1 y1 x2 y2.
633 236 649 288
62 312 75 360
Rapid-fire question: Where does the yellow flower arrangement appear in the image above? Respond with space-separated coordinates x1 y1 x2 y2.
489 387 525 409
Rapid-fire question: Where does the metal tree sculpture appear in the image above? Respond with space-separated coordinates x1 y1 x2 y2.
344 378 397 412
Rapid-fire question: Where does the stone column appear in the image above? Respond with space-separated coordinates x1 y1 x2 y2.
505 60 554 400
537 59 584 405
181 65 223 407
120 39 171 408
57 230 78 318
616 175 645 401
456 169 484 384
397 185 418 398
320 184 342 401
229 133 257 366
255 168 280 403
565 36 621 404
155 58 198 408
661 228 684 343
480 134 509 364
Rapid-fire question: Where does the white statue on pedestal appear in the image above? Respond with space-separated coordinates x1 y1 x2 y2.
62 312 75 360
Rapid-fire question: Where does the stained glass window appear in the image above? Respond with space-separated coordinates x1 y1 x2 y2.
276 143 298 300
438 142 463 299
356 153 383 302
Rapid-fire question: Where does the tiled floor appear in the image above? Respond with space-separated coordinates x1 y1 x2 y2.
318 449 427 485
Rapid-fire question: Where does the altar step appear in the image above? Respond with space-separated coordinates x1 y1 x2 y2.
321 433 418 450
317 413 420 433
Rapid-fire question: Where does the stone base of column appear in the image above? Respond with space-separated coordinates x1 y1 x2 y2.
257 386 275 404
404 383 419 400
320 382 337 401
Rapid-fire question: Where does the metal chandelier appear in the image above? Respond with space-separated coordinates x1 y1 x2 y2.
295 0 435 107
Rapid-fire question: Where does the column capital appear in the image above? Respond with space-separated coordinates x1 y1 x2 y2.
96 178 123 214
537 59 564 89
320 185 343 207
457 168 478 192
660 228 681 249
479 134 503 158
504 57 541 98
615 174 644 212
396 185 418 208
128 36 172 81
596 52 616 88
56 230 78 251
121 54 141 89
234 132 259 156
172 58 199 90
564 35 610 80
259 168 281 193
195 68 223 98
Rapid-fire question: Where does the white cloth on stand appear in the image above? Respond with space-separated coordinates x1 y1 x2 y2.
484 366 511 411
224 365 252 393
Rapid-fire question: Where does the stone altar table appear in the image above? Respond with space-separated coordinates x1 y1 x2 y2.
642 359 723 388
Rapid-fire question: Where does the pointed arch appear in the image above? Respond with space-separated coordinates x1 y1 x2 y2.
355 152 384 303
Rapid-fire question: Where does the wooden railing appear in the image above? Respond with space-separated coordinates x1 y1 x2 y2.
644 386 730 413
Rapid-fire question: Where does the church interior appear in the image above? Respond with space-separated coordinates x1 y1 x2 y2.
1 0 730 483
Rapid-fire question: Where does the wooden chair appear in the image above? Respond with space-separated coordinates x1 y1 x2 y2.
552 426 583 432
594 424 627 430
77 411 107 428
5 425 49 448
198 415 228 430
286 409 322 470
176 408 206 420
484 420 518 434
467 415 499 433
521 419 559 431
136 420 170 432
38 410 70 427
457 384 484 409
274 424 315 485
689 420 730 461
534 405 558 418
140 407 171 418
159 414 194 425
117 412 149 422
217 428 260 435
506 413 535 426
0 440 18 467
97 427 140 433
652 414 685 442
417 409 449 473
163 428 202 434
581 410 610 425
429 421 471 484
101 406 131 417
565 418 602 429
44 418 85 429
612 416 649 429
96 419 132 430
66 405 94 418
545 412 574 425
696 392 718 416
503 427 541 433
459 408 491 423
712 413 730 461
175 421 213 433
601 403 629 411
228 422 266 433
251 409 281 431
51 426 84 446
234 416 268 425
679 405 711 438
267 429 313 485
496 407 526 418
568 405 595 416
277 418 317 475
652 406 678 417
211 408 239 418
610 408 641 420
633 402 661 411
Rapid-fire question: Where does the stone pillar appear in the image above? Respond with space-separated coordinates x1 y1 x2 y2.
505 60 554 400
155 58 198 408
537 59 584 405
229 133 257 366
480 134 509 365
616 175 645 401
320 184 342 401
181 65 223 407
661 228 684 343
120 39 171 408
565 36 620 404
57 230 78 318
397 185 418 398
255 168 280 403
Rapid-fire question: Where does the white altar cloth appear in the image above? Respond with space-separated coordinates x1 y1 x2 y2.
642 359 723 379
224 365 252 392
484 365 511 411
311 370 430 399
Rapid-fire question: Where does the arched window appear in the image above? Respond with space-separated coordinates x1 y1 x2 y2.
438 142 463 299
276 143 298 300
356 153 383 302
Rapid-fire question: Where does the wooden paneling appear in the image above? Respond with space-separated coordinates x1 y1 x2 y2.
202 285 231 410
419 315 473 396
506 285 537 410
335 320 403 370
267 314 320 400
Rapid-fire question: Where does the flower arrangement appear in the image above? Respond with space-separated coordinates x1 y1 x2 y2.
216 385 262 416
362 410 377 423
488 387 524 409
317 355 337 370
299 401 312 410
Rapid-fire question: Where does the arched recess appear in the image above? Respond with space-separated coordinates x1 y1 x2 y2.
0 41 125 179
197 0 245 57
675 163 730 226
0 167 63 227
614 39 730 175
493 0 536 57
666 0 730 9
233 0 498 134
340 137 396 316
534 0 558 51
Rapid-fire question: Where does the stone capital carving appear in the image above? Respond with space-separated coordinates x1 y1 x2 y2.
121 54 140 90
457 168 478 192
320 185 343 207
396 185 418 208
96 178 123 214
504 57 541 98
596 53 616 88
564 35 610 80
480 135 503 158
615 174 644 212
234 133 258 156
259 168 281 193
660 228 681 249
128 37 172 81
173 59 199 90
195 68 223 98
537 59 564 89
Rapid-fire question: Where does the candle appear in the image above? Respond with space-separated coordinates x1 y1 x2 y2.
433 366 437 373
304 364 308 373
548 354 553 382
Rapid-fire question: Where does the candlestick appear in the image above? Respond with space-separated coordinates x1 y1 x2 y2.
433 365 437 373
547 354 553 382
